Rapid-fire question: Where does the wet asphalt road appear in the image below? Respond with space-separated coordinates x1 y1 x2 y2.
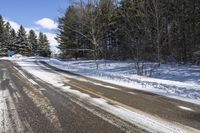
0 60 200 133
0 60 147 133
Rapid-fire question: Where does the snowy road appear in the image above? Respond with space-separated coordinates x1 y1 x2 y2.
0 60 200 133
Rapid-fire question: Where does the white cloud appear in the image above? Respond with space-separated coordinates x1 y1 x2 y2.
36 18 58 30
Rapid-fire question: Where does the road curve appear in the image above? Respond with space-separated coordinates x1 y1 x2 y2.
0 59 200 133
0 60 147 133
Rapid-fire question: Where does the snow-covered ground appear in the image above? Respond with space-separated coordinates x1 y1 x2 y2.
1 56 200 105
45 58 200 105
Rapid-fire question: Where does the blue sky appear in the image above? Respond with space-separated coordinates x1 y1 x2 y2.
0 0 71 51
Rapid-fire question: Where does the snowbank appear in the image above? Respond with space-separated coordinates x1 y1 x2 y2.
46 58 200 105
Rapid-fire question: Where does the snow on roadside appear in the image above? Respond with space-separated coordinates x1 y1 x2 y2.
13 59 199 133
1 56 200 105
45 58 200 105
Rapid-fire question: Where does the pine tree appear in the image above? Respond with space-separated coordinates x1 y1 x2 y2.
38 32 51 57
4 22 12 53
99 0 118 59
16 25 31 56
57 6 83 58
38 32 44 56
10 29 17 52
28 30 38 55
43 34 51 57
0 15 6 56
57 0 200 65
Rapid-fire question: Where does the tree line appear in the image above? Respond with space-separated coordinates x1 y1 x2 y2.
0 15 51 57
57 0 200 65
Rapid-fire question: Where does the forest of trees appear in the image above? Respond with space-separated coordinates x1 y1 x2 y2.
0 15 51 57
57 0 200 65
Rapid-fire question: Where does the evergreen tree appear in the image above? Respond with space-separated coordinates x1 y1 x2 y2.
43 34 51 57
99 0 118 59
57 6 86 58
4 22 12 53
56 0 200 65
0 15 6 56
16 25 31 56
38 32 51 57
28 30 38 55
57 6 74 57
10 29 17 52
